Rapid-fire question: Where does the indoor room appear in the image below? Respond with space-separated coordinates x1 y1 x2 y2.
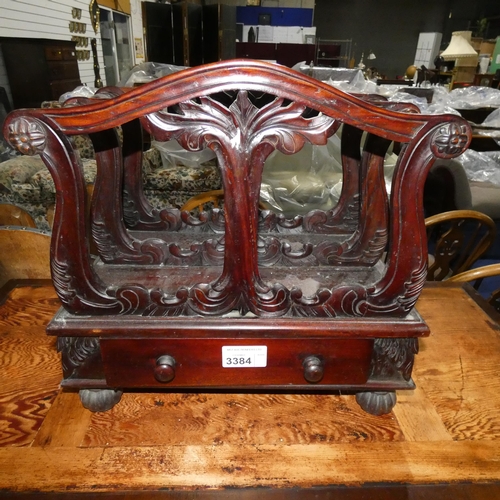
1 1 500 498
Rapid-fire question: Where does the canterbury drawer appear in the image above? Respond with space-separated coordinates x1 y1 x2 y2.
100 338 374 388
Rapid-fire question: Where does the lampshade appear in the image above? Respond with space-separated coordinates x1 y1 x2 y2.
367 52 376 60
441 31 478 60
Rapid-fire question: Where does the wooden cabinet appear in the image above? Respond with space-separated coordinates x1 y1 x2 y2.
0 38 81 109
142 2 235 66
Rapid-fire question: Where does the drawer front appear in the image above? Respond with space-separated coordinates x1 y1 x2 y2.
45 46 77 61
100 338 374 388
45 46 64 60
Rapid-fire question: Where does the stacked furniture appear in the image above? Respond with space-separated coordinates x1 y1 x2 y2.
3 60 471 415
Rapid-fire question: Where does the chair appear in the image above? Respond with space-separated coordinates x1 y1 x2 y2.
182 189 267 213
0 227 51 286
181 189 225 212
0 204 37 228
425 209 497 281
448 263 500 312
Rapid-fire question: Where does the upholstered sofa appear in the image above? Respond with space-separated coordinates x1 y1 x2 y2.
0 133 221 231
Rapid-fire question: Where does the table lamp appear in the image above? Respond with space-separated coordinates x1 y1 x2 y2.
441 31 478 84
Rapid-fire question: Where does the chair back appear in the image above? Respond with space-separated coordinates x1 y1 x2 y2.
425 209 496 281
448 263 500 313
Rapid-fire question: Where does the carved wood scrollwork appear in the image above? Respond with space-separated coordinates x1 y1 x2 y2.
57 337 100 379
369 338 419 382
4 61 472 319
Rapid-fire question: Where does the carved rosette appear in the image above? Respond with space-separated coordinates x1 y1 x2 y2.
7 117 46 155
431 122 470 159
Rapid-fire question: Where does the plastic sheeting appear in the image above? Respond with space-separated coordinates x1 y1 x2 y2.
59 85 96 103
260 132 398 216
152 140 216 169
457 149 500 187
118 62 188 87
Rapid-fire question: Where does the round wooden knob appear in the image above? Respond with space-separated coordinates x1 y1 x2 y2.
303 356 324 383
154 355 176 383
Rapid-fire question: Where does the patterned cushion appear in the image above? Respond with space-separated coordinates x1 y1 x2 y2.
144 163 221 192
72 135 95 160
0 146 221 230
0 156 44 191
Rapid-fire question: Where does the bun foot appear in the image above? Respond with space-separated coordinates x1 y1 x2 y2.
79 388 123 412
355 391 397 415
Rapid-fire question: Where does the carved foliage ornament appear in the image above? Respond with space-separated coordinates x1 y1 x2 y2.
149 91 336 155
8 117 46 156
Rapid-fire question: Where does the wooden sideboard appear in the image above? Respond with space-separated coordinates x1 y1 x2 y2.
0 38 81 108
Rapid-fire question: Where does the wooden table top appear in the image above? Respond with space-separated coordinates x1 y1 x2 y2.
1 280 500 499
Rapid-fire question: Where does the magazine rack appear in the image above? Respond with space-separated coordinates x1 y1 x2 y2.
4 60 471 414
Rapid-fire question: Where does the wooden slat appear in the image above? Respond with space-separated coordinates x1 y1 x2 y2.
32 391 92 448
392 386 452 442
415 287 500 441
0 441 499 491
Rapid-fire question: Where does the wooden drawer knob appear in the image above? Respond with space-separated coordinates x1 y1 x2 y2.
154 355 176 383
303 356 324 383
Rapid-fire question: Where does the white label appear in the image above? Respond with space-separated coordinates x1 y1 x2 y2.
222 345 267 368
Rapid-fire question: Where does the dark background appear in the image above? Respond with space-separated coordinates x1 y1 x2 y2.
313 0 500 78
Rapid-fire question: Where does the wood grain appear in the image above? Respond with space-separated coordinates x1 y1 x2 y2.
415 287 500 440
82 392 403 447
32 391 92 448
0 283 59 329
0 283 60 446
0 441 499 491
0 228 51 286
1 284 500 494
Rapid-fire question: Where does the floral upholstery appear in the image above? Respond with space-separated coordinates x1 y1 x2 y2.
0 142 222 231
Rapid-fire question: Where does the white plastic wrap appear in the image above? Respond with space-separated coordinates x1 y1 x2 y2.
260 133 398 215
260 136 343 215
59 85 96 103
482 108 500 128
152 140 216 169
456 149 500 186
444 86 500 109
118 62 188 87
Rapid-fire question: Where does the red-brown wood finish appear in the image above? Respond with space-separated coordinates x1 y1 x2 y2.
3 60 471 414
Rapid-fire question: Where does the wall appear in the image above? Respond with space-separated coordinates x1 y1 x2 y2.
314 0 500 78
0 0 107 104
130 0 145 65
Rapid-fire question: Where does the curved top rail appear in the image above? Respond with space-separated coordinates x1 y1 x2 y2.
4 59 470 146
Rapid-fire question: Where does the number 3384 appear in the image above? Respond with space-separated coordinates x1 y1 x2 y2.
226 357 252 365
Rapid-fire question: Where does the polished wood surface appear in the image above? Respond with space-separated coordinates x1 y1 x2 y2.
0 227 51 286
0 204 37 228
0 282 499 497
